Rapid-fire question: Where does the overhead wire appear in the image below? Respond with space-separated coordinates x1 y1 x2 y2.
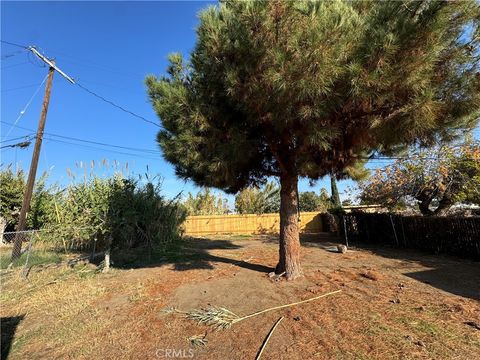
1 61 30 69
0 120 160 156
2 40 160 128
0 120 467 165
43 136 163 160
0 40 28 49
1 83 44 93
0 134 35 144
75 82 161 128
44 48 145 78
1 49 26 60
2 73 49 139
0 141 32 150
4 40 475 166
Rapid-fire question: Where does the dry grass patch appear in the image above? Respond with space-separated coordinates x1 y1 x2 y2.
1 235 479 360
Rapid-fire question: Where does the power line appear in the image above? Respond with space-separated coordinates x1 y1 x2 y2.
76 82 161 128
47 133 159 154
76 79 146 95
1 61 29 69
2 41 160 129
1 83 43 93
43 136 162 160
0 120 160 155
0 120 463 163
1 49 26 60
0 40 28 49
2 74 49 139
43 47 145 78
56 57 143 79
0 141 31 150
0 134 35 144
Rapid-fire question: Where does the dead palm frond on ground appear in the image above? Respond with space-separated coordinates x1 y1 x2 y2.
163 289 341 330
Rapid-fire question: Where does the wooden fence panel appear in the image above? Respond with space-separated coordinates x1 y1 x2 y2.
183 212 324 236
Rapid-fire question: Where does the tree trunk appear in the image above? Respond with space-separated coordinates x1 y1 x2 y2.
275 173 302 280
418 200 433 216
433 192 453 216
330 176 341 208
417 187 453 216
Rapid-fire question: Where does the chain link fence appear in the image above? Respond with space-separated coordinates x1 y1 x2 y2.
1 228 109 278
1 229 40 245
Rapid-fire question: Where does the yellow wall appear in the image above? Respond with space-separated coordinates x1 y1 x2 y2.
183 212 323 236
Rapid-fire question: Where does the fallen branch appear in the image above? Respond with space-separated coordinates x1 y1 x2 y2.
164 289 342 330
255 317 284 360
233 289 342 324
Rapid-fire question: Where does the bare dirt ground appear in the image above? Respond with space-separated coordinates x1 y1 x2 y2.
1 234 479 360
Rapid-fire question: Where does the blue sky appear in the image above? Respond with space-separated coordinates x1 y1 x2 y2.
1 1 478 206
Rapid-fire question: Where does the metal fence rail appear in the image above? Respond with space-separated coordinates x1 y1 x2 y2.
343 213 480 260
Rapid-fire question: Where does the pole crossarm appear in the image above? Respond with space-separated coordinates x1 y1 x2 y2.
29 46 75 84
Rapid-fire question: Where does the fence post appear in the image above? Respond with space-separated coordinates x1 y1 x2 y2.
0 217 6 245
400 217 406 246
21 234 34 279
364 217 370 243
103 248 110 273
342 215 349 247
90 237 97 262
389 215 399 247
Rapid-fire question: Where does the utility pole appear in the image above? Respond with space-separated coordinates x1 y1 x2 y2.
11 47 75 261
11 65 55 260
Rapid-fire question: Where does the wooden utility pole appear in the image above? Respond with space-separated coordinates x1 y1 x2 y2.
10 46 74 262
11 64 55 261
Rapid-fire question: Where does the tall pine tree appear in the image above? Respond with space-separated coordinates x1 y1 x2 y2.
147 1 480 280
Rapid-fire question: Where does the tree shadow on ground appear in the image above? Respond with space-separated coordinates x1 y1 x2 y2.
262 232 479 300
350 242 480 301
404 265 480 301
112 237 273 274
1 315 24 360
260 232 343 250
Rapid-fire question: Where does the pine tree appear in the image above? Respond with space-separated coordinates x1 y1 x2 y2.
146 0 480 280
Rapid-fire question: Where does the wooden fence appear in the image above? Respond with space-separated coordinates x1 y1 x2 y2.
344 213 480 260
183 212 324 236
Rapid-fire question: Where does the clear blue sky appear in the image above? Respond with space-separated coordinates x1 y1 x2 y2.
1 1 478 205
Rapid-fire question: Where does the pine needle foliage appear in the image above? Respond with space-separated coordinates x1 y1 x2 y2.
146 0 480 191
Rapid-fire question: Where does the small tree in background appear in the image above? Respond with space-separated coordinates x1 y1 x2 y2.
341 199 353 207
235 182 280 214
298 192 321 212
0 167 55 231
183 188 230 215
298 189 332 212
0 167 25 231
359 140 480 215
147 1 480 279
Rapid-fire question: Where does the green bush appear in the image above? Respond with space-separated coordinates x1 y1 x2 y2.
0 167 55 231
1 166 186 253
44 174 186 252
